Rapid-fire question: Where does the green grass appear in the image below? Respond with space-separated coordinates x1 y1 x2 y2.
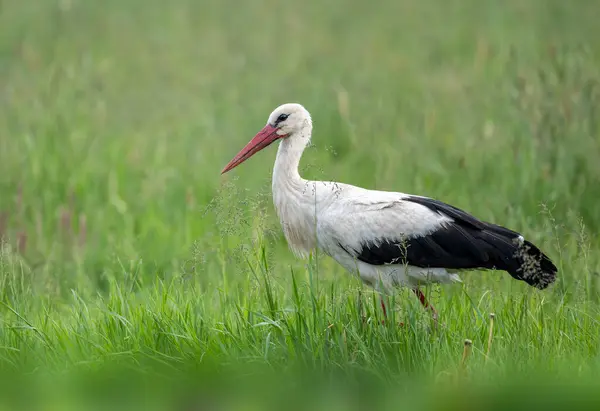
1 0 600 409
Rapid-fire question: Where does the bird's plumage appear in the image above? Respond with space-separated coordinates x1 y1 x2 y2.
335 194 557 290
222 103 558 299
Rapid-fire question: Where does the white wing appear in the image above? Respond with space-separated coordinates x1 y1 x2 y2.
317 186 450 257
316 184 557 290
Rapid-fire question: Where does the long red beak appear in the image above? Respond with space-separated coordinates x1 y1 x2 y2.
221 125 283 174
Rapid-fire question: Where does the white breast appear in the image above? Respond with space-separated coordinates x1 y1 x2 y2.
273 183 317 258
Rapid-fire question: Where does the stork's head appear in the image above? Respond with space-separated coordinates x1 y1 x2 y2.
221 103 312 174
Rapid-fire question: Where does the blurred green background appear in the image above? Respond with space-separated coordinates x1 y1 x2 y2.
1 0 600 409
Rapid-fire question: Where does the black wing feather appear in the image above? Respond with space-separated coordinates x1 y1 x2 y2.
348 196 558 290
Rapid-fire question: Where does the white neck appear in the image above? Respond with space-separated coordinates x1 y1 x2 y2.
271 125 316 257
273 137 306 187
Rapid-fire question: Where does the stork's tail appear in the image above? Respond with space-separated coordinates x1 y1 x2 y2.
485 224 558 290
512 236 558 289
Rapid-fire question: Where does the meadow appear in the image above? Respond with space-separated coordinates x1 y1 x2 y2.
1 0 600 409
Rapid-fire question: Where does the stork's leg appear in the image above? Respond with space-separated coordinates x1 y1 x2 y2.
378 297 406 327
362 298 389 325
412 288 438 325
380 297 388 319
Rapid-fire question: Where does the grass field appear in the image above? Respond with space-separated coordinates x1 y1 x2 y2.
1 0 600 409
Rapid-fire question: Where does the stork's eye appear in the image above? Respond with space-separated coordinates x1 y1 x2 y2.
276 113 289 124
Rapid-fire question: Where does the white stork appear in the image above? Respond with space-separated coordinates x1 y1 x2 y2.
221 103 558 322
